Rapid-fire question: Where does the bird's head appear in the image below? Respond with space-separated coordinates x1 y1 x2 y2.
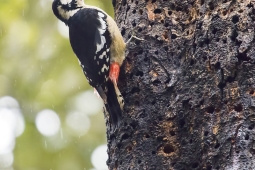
52 0 85 24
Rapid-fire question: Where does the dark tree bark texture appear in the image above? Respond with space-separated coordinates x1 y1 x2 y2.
106 0 255 170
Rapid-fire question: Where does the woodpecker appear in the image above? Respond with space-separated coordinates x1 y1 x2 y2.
52 0 125 130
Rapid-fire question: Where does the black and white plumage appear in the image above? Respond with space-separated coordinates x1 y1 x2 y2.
69 8 111 86
52 0 126 130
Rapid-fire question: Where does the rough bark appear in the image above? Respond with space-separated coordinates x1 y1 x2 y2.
106 0 255 169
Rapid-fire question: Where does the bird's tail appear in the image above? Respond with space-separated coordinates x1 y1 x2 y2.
105 80 124 129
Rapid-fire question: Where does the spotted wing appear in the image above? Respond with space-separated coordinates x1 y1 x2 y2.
68 8 111 88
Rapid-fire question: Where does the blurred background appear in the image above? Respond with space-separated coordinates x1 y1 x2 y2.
0 0 114 169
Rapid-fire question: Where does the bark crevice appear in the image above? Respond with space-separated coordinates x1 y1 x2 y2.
107 0 255 169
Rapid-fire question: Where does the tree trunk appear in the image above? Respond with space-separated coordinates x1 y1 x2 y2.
107 0 255 169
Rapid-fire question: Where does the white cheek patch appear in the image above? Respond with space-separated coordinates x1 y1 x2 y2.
58 6 80 20
60 0 72 5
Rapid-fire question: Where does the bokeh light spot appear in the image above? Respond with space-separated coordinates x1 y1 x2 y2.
0 109 16 154
73 90 103 116
0 96 19 109
91 144 108 170
65 111 90 136
0 152 14 168
35 109 61 137
0 96 25 138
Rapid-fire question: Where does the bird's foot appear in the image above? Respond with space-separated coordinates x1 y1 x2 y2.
126 35 144 44
125 30 144 45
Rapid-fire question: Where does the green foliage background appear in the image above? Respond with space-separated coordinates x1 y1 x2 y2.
0 0 113 169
